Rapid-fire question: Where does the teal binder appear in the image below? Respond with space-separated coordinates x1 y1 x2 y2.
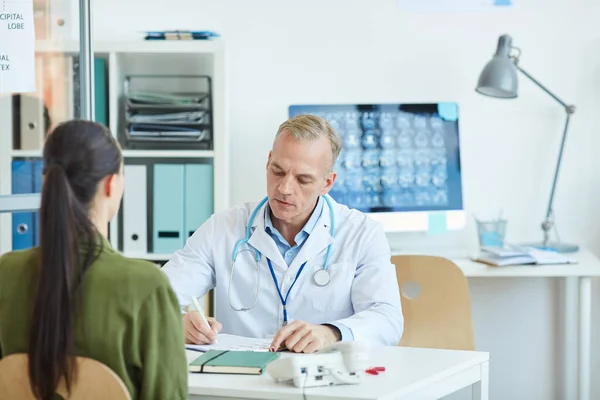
185 163 213 238
153 164 185 253
94 58 107 126
72 56 107 125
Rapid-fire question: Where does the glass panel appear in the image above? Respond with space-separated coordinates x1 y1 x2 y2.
0 0 85 254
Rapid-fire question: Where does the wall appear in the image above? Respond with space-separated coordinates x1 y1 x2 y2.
91 1 600 398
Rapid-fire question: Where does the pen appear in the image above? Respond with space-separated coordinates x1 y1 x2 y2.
191 296 210 328
191 296 217 342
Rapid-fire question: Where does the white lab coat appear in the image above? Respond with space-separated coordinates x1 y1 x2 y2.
161 196 404 346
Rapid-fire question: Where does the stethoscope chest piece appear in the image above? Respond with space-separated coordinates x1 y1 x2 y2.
313 268 330 287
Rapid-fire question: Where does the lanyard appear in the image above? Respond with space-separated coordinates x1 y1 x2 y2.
267 259 307 326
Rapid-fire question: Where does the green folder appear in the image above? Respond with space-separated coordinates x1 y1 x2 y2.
189 350 279 375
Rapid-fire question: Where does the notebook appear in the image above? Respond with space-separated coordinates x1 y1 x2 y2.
473 246 578 266
189 350 279 375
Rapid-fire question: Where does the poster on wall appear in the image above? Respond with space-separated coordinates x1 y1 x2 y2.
0 0 36 93
398 0 513 12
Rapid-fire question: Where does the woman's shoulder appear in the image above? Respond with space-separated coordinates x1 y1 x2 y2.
97 250 168 284
0 247 39 273
0 249 40 297
87 250 175 309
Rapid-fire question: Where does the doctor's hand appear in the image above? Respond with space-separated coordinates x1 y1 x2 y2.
183 311 223 344
269 321 341 353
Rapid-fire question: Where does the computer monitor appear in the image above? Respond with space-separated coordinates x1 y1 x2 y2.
288 103 466 232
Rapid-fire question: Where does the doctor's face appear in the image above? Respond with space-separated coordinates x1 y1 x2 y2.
266 130 336 227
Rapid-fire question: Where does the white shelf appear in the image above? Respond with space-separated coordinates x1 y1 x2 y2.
99 40 222 54
11 149 214 159
35 39 222 55
11 150 42 158
1 40 229 293
122 149 214 158
123 252 174 261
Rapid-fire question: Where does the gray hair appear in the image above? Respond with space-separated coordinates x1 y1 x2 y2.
275 114 342 171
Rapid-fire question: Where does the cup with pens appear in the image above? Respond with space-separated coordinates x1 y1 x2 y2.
475 211 507 248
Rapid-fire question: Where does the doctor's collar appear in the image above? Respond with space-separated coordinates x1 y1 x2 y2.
250 196 332 230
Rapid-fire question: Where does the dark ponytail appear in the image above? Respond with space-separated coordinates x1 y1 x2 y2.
28 120 122 400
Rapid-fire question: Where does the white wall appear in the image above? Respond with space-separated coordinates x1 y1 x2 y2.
91 1 600 398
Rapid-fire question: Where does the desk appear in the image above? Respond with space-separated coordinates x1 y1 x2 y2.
391 248 600 400
187 346 489 400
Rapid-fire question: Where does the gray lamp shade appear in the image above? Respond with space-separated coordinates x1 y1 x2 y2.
476 34 519 98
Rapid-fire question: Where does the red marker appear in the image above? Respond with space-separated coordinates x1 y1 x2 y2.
365 366 386 375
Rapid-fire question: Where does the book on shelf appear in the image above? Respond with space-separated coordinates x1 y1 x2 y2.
473 245 578 267
143 30 220 41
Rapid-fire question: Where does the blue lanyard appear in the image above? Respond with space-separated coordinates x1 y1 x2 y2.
267 258 307 326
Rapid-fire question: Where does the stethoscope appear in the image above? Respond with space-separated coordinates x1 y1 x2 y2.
228 194 335 318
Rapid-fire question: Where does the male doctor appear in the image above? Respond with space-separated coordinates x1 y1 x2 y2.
161 114 404 353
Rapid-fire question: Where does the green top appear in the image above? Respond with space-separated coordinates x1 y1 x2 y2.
0 239 188 400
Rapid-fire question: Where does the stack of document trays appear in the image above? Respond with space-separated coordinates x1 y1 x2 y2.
123 76 213 150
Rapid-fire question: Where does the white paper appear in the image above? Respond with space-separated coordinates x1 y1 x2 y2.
185 334 273 353
398 0 513 12
0 0 36 93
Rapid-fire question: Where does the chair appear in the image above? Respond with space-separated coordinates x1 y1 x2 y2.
0 354 131 400
392 255 475 351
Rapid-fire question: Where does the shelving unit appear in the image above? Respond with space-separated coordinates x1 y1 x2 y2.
122 149 215 158
0 39 229 312
10 150 43 158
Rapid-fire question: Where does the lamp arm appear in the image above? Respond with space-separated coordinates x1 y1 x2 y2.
516 65 576 246
516 66 570 110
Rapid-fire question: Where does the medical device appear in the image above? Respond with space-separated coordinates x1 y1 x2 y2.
228 194 336 312
266 342 370 388
289 103 466 233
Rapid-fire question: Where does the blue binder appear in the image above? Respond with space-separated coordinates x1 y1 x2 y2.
184 164 213 238
11 160 35 250
33 160 43 246
153 164 185 253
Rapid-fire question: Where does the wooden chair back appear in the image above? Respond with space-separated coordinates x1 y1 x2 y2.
0 353 131 400
392 255 475 350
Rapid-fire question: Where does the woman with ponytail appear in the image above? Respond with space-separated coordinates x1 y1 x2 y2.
0 120 188 400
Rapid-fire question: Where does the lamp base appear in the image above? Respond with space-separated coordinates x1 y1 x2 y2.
523 241 580 253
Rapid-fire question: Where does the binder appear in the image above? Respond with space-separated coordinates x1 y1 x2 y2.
123 165 148 254
94 58 107 126
11 160 35 250
153 164 185 253
72 56 107 125
14 94 47 150
184 164 213 238
33 160 43 246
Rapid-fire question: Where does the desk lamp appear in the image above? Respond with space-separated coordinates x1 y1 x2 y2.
475 34 578 253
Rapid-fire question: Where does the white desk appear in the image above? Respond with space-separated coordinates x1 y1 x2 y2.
187 346 489 400
391 248 600 400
